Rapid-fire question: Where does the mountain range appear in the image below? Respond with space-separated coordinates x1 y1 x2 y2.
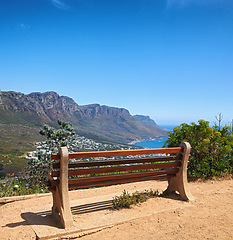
0 91 167 144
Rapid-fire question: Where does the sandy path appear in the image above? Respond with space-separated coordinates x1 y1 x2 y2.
0 179 232 240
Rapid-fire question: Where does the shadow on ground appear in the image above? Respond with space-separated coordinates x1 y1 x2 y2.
72 199 113 215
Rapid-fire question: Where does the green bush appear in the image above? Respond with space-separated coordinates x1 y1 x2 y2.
164 120 233 180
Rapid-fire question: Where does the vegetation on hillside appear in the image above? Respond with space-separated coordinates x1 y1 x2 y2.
0 178 49 198
164 119 233 180
0 120 76 198
0 124 44 178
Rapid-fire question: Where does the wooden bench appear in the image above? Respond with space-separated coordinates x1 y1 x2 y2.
49 142 193 228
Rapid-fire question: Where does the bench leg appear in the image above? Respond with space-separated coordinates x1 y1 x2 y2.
51 187 73 228
51 147 74 228
51 188 62 225
163 142 194 202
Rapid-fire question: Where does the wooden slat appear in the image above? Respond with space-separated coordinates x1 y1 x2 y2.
52 155 181 169
52 147 182 160
50 169 178 187
68 174 175 190
67 169 178 185
51 161 181 177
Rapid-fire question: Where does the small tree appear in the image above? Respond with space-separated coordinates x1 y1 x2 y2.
27 120 76 187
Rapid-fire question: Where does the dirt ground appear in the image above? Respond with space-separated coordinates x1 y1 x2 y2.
0 178 232 240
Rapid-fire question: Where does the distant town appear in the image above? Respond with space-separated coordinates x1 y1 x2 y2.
26 134 142 162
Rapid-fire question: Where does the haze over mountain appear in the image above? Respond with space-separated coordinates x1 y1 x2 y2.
0 91 167 143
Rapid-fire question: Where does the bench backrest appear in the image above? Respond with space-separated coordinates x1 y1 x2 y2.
50 146 186 190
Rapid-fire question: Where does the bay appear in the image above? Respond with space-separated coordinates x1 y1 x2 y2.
133 125 176 149
133 137 167 149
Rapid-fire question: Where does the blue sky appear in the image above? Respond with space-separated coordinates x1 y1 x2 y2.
1 0 233 125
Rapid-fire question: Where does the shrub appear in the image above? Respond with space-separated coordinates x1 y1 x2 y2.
164 120 233 180
112 189 159 210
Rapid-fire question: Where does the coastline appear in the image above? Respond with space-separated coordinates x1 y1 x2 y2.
128 136 167 146
128 125 175 146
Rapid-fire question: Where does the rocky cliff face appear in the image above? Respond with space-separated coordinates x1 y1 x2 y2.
0 91 167 143
1 91 79 124
134 115 160 128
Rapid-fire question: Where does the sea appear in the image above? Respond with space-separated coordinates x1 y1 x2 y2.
133 125 176 149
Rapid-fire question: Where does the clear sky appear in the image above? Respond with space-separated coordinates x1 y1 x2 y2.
1 0 233 125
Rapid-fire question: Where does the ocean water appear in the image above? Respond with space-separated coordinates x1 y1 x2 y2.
133 137 167 149
133 125 176 149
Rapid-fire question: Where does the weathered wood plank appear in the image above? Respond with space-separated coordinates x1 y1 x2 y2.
52 161 181 177
68 169 178 185
50 169 178 187
53 155 181 169
68 174 175 190
52 147 182 160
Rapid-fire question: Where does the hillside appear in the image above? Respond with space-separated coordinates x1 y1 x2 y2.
0 91 167 144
